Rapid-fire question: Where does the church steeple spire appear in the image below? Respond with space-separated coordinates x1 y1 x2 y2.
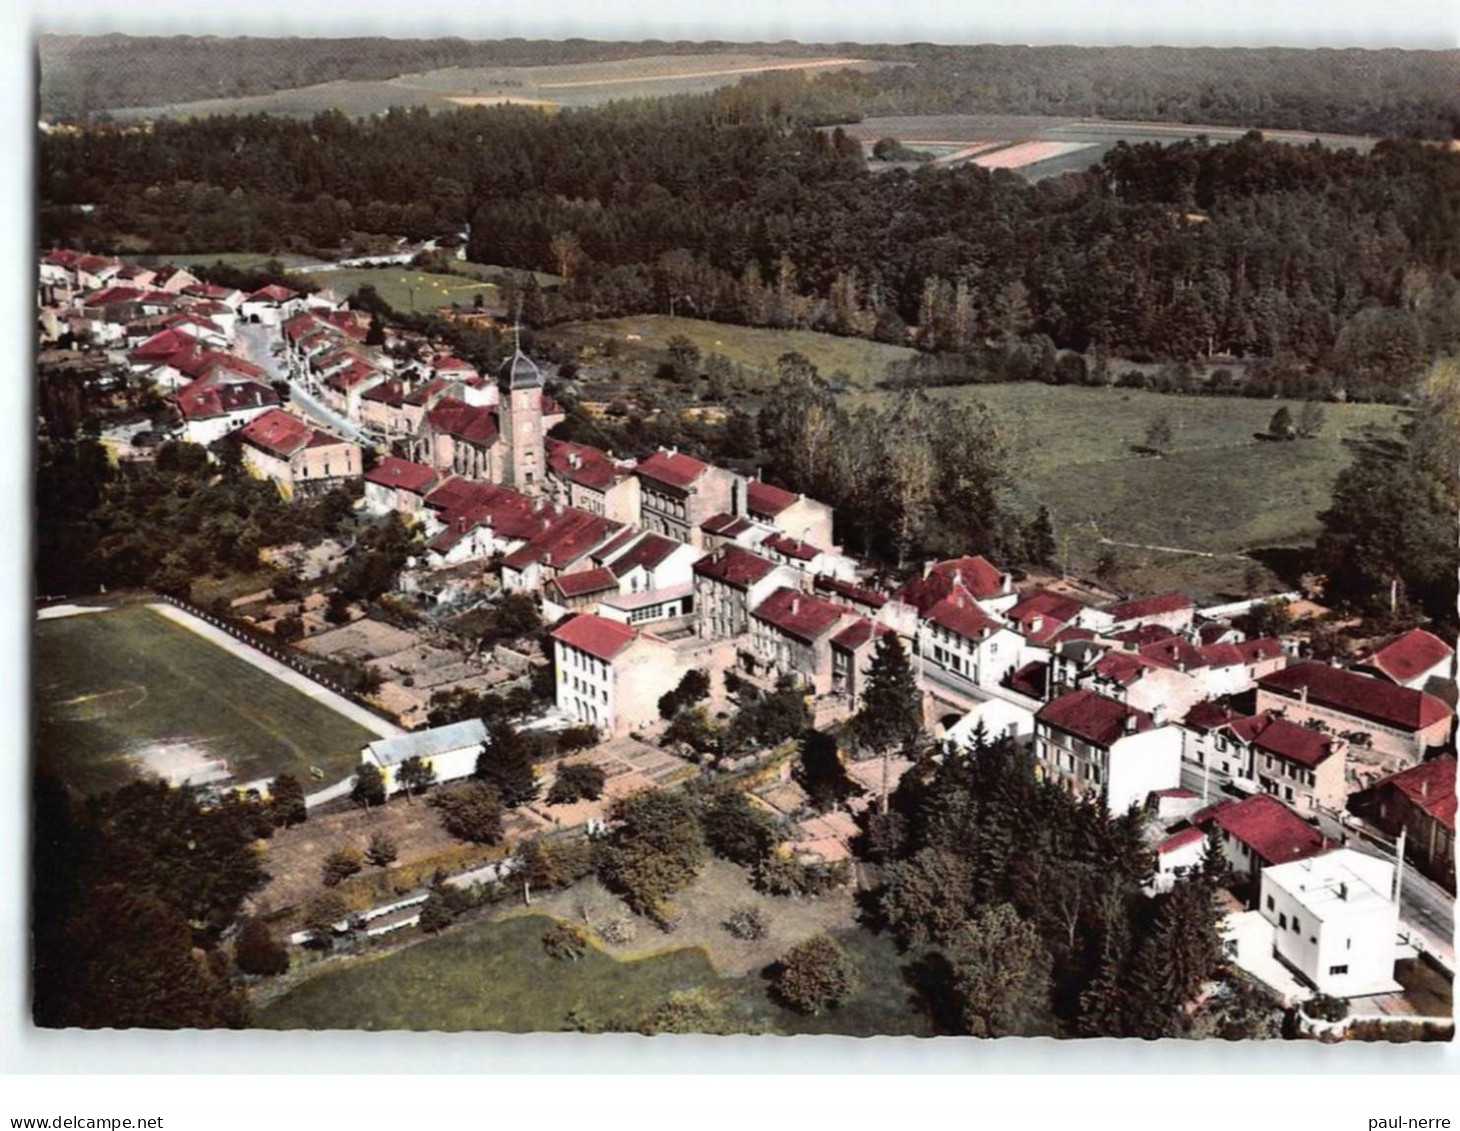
504 312 542 390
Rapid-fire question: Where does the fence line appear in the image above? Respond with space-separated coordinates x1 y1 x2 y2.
152 592 400 728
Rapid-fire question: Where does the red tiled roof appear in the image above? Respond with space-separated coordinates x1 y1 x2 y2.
1183 700 1242 732
702 513 755 538
365 456 439 495
433 354 476 373
752 586 849 643
128 328 195 362
551 567 620 600
830 617 893 651
238 408 311 457
246 284 298 303
813 574 888 609
746 479 797 517
607 533 680 574
545 438 624 492
426 398 499 447
694 544 778 590
83 285 145 307
326 359 381 393
925 593 1004 642
1038 689 1153 747
1090 650 1166 686
1259 661 1451 734
1194 793 1328 866
1159 826 1208 854
174 378 277 421
1006 588 1087 643
1365 756 1457 830
637 448 708 490
503 510 622 571
43 249 83 267
1005 660 1049 699
1112 623 1179 647
1105 591 1194 623
764 532 821 562
77 254 115 274
550 613 637 662
895 555 1006 612
1139 636 1208 672
1360 628 1455 686
591 528 640 563
1236 638 1286 664
1227 712 1337 768
361 379 405 407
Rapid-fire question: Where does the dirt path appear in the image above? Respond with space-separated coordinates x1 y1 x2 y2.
148 602 402 739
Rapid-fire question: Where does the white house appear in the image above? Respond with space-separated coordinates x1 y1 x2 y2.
550 613 688 737
361 718 488 794
1353 627 1455 691
943 693 1037 748
917 593 1026 691
1034 689 1183 814
1259 848 1401 998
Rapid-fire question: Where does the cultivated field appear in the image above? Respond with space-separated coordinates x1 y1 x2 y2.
547 314 918 391
300 267 501 314
849 384 1403 599
33 604 376 795
109 55 894 121
840 113 1379 181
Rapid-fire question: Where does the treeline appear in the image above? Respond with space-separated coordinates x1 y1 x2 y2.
40 94 1460 398
738 45 1460 139
41 38 1460 139
38 35 820 119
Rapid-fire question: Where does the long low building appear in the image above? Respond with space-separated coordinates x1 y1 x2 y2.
360 718 488 794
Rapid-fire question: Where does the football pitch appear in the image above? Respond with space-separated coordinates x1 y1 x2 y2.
33 604 376 796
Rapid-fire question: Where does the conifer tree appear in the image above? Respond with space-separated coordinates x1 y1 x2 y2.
476 719 540 808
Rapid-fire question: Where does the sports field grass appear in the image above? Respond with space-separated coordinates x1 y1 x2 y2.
33 605 376 796
851 383 1403 599
258 912 932 1035
548 314 918 390
301 267 500 314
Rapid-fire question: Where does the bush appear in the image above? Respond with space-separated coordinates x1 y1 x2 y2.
595 914 637 947
365 832 398 868
233 917 289 976
547 761 608 805
773 934 859 1015
273 614 304 644
724 904 770 941
556 725 598 754
429 782 505 844
1303 993 1350 1023
542 921 590 962
321 847 364 887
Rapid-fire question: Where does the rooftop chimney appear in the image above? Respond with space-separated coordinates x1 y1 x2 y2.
1030 615 1044 635
1299 684 1309 705
791 597 800 614
1124 712 1138 734
1338 882 1348 901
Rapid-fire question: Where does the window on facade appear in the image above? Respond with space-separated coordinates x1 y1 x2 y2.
1328 965 1348 976
1278 913 1287 929
1292 917 1301 934
1266 895 1274 911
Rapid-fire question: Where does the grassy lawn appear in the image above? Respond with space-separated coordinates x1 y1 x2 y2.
302 267 500 314
547 315 918 391
851 383 1404 601
257 911 933 1034
33 605 376 795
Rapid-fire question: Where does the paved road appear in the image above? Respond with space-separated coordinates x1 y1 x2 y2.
235 323 372 444
149 601 403 740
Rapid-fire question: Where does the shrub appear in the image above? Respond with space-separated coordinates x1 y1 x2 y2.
1303 993 1350 1023
429 782 505 844
595 914 637 946
773 934 859 1015
321 847 364 887
233 917 289 976
724 904 769 941
556 725 598 754
542 921 590 962
365 831 398 868
547 761 608 805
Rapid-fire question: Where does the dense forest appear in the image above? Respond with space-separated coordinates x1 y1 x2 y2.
40 82 1460 400
40 37 1460 139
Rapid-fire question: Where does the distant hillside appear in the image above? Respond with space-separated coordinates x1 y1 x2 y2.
38 36 1460 140
36 35 840 119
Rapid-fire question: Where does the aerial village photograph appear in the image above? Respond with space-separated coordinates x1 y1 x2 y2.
23 15 1459 1054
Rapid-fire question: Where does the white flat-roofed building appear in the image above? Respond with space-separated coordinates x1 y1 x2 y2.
1258 848 1401 999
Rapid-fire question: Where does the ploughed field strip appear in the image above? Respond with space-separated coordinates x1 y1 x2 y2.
33 604 376 795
